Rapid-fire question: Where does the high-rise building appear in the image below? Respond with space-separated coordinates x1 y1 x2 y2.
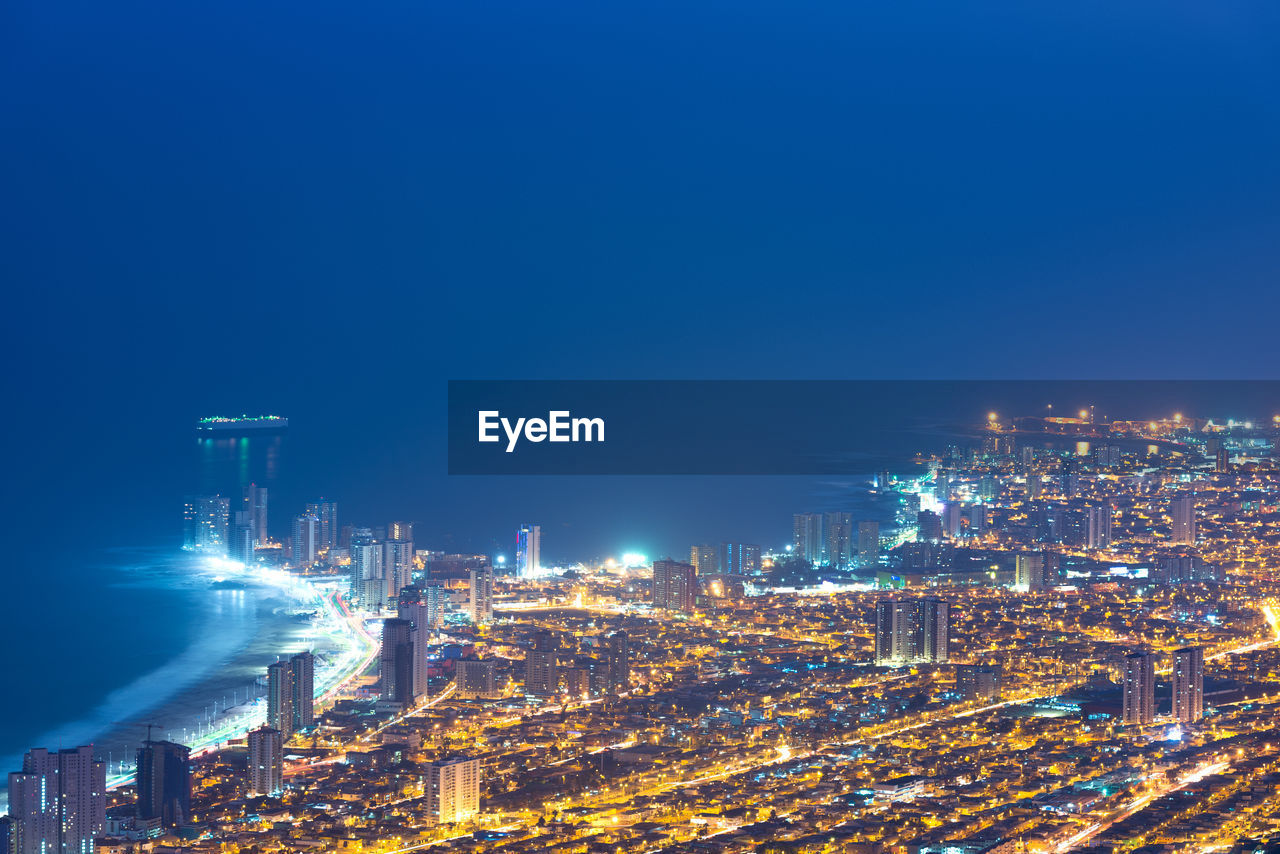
425 756 481 824
606 631 630 695
955 664 1002 701
516 524 541 578
1171 495 1197 545
350 528 384 607
1173 646 1205 723
719 542 761 576
305 500 338 550
389 520 414 541
266 660 295 738
455 658 498 699
182 495 230 555
1215 446 1230 473
792 513 823 565
1122 651 1156 725
857 521 880 567
135 741 191 830
397 586 437 700
468 564 494 623
916 510 943 543
289 651 314 731
383 539 416 599
1015 552 1046 592
229 511 256 565
1086 502 1113 549
690 544 719 576
941 503 962 539
824 512 852 569
381 618 415 705
874 598 949 665
875 599 915 665
7 746 106 854
525 630 559 697
246 728 283 797
652 559 698 613
291 513 319 566
242 483 268 545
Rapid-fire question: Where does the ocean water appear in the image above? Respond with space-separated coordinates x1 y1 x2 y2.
0 545 328 803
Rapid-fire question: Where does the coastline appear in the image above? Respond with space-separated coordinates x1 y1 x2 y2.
0 549 366 807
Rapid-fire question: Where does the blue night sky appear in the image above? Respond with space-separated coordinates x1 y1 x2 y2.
3 0 1280 556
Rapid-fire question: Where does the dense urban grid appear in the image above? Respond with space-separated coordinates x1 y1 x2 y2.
12 410 1280 854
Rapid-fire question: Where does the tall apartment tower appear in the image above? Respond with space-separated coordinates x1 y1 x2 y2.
383 538 416 600
792 513 823 565
469 564 494 623
246 727 283 797
7 746 106 854
230 511 256 565
289 651 315 731
1173 646 1205 723
397 586 436 700
690 544 719 576
242 483 268 545
604 631 630 695
516 524 541 578
1171 495 1197 545
135 740 191 830
380 618 415 705
266 660 295 738
651 559 698 613
388 520 414 541
874 598 949 665
525 629 560 697
857 520 880 567
874 600 915 665
917 597 950 663
291 513 320 566
824 512 853 569
1015 552 1046 592
719 542 762 576
425 756 481 825
1086 502 1113 549
182 495 230 555
305 500 339 550
1123 651 1157 725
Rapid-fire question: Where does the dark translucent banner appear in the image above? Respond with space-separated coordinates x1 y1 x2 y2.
447 380 1280 475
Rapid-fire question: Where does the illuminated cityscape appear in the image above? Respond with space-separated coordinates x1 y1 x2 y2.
11 409 1280 852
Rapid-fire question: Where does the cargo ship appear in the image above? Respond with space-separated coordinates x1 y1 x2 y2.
196 415 288 435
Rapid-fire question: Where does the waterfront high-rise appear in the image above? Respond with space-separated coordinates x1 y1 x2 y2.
1123 651 1156 725
690 544 719 576
516 524 541 577
291 513 320 566
7 746 106 854
135 740 191 830
246 728 283 797
266 660 295 738
1171 495 1197 545
525 629 559 697
242 483 268 545
1173 646 1205 723
289 651 315 731
230 511 256 565
792 513 823 565
380 618 415 705
857 521 880 567
305 500 338 550
652 559 698 613
469 564 494 623
824 512 852 569
350 528 384 607
182 495 230 555
425 756 481 824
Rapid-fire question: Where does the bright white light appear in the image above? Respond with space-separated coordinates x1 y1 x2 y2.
622 552 648 567
496 555 506 564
